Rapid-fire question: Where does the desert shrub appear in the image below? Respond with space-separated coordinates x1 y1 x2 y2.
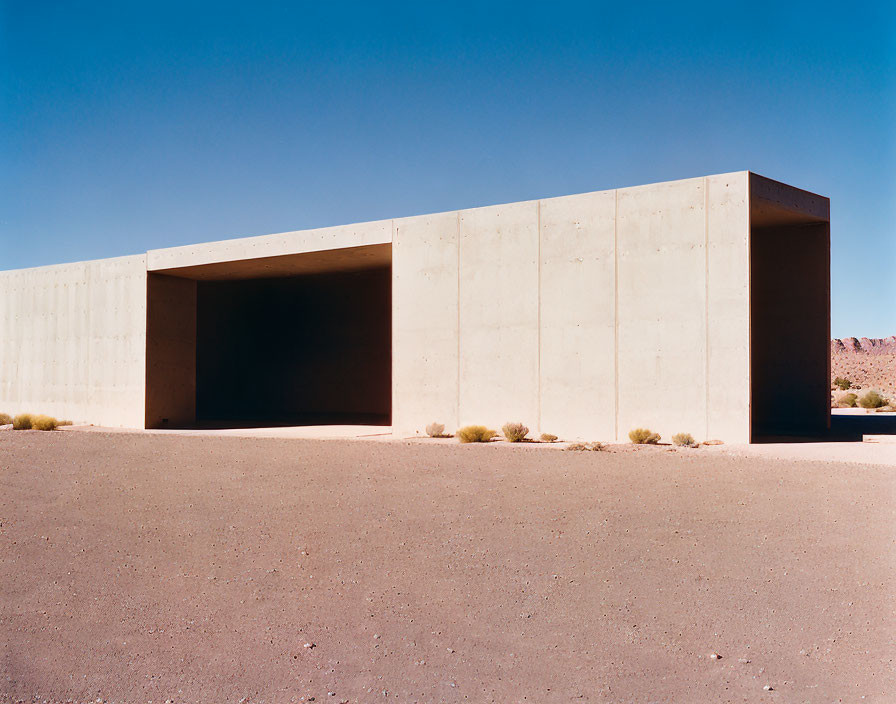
565 441 603 451
859 390 887 409
502 422 530 443
457 425 497 443
840 392 858 408
629 428 660 445
12 413 34 430
672 432 697 447
0 412 12 426
58 420 73 426
31 415 58 431
833 377 852 390
540 433 558 443
425 422 445 438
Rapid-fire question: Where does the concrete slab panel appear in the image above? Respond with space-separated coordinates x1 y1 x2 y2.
539 190 616 440
616 177 707 442
0 256 146 426
147 220 392 271
459 201 539 433
706 173 750 443
392 212 460 436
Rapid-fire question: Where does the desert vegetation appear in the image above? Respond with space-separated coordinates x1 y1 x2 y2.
456 425 497 443
502 422 529 443
0 412 11 426
539 433 558 443
833 376 852 390
9 413 60 431
858 390 888 409
425 422 446 438
629 428 660 445
565 441 604 451
836 392 858 408
672 432 697 447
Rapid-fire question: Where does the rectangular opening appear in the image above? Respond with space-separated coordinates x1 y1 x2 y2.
196 268 391 427
146 245 391 429
749 175 830 440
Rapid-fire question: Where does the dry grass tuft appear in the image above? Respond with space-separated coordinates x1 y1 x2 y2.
456 426 497 443
502 422 530 443
859 390 888 409
565 441 604 452
672 432 698 447
833 376 852 390
539 433 558 443
31 415 59 431
0 412 12 426
629 428 661 445
12 413 34 430
425 422 445 438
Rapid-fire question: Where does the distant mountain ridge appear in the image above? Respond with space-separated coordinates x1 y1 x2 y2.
831 336 896 355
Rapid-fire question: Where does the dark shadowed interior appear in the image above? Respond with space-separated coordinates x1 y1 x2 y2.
750 222 830 439
195 267 391 427
145 248 392 429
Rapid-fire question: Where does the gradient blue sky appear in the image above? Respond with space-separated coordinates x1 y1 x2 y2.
2 2 894 337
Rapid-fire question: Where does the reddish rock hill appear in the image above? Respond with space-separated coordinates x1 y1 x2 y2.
831 337 896 399
831 336 896 355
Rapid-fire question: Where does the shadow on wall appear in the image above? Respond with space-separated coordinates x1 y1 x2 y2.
196 267 391 428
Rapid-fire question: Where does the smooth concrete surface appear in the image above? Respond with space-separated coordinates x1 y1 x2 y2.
458 200 541 432
145 273 197 428
0 255 146 427
539 190 617 440
392 211 460 433
147 220 392 272
0 171 830 444
706 173 751 442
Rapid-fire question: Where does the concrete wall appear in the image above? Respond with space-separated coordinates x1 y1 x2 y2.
146 273 197 428
393 172 753 443
0 171 825 443
0 255 147 427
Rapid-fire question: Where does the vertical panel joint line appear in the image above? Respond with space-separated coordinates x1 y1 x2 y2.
704 178 710 441
456 211 461 430
537 200 542 433
613 190 619 442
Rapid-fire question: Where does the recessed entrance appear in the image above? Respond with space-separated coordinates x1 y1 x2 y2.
749 175 830 441
146 244 391 429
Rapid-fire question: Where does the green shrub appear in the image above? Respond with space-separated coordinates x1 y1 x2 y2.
859 390 887 409
540 433 558 443
0 413 12 426
840 393 858 408
457 425 497 443
672 432 697 447
629 428 660 445
31 415 58 431
833 377 852 390
502 422 529 443
425 422 445 438
12 413 34 430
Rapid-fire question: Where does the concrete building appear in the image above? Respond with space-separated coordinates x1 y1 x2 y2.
0 172 830 443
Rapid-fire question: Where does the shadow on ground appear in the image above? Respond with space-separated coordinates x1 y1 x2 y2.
753 412 896 444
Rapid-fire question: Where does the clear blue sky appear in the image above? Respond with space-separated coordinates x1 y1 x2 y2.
1 2 893 337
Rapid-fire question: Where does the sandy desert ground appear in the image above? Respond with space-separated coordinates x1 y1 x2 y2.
2 431 894 703
831 337 896 401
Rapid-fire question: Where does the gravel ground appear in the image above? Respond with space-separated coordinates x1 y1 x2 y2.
1 431 894 703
